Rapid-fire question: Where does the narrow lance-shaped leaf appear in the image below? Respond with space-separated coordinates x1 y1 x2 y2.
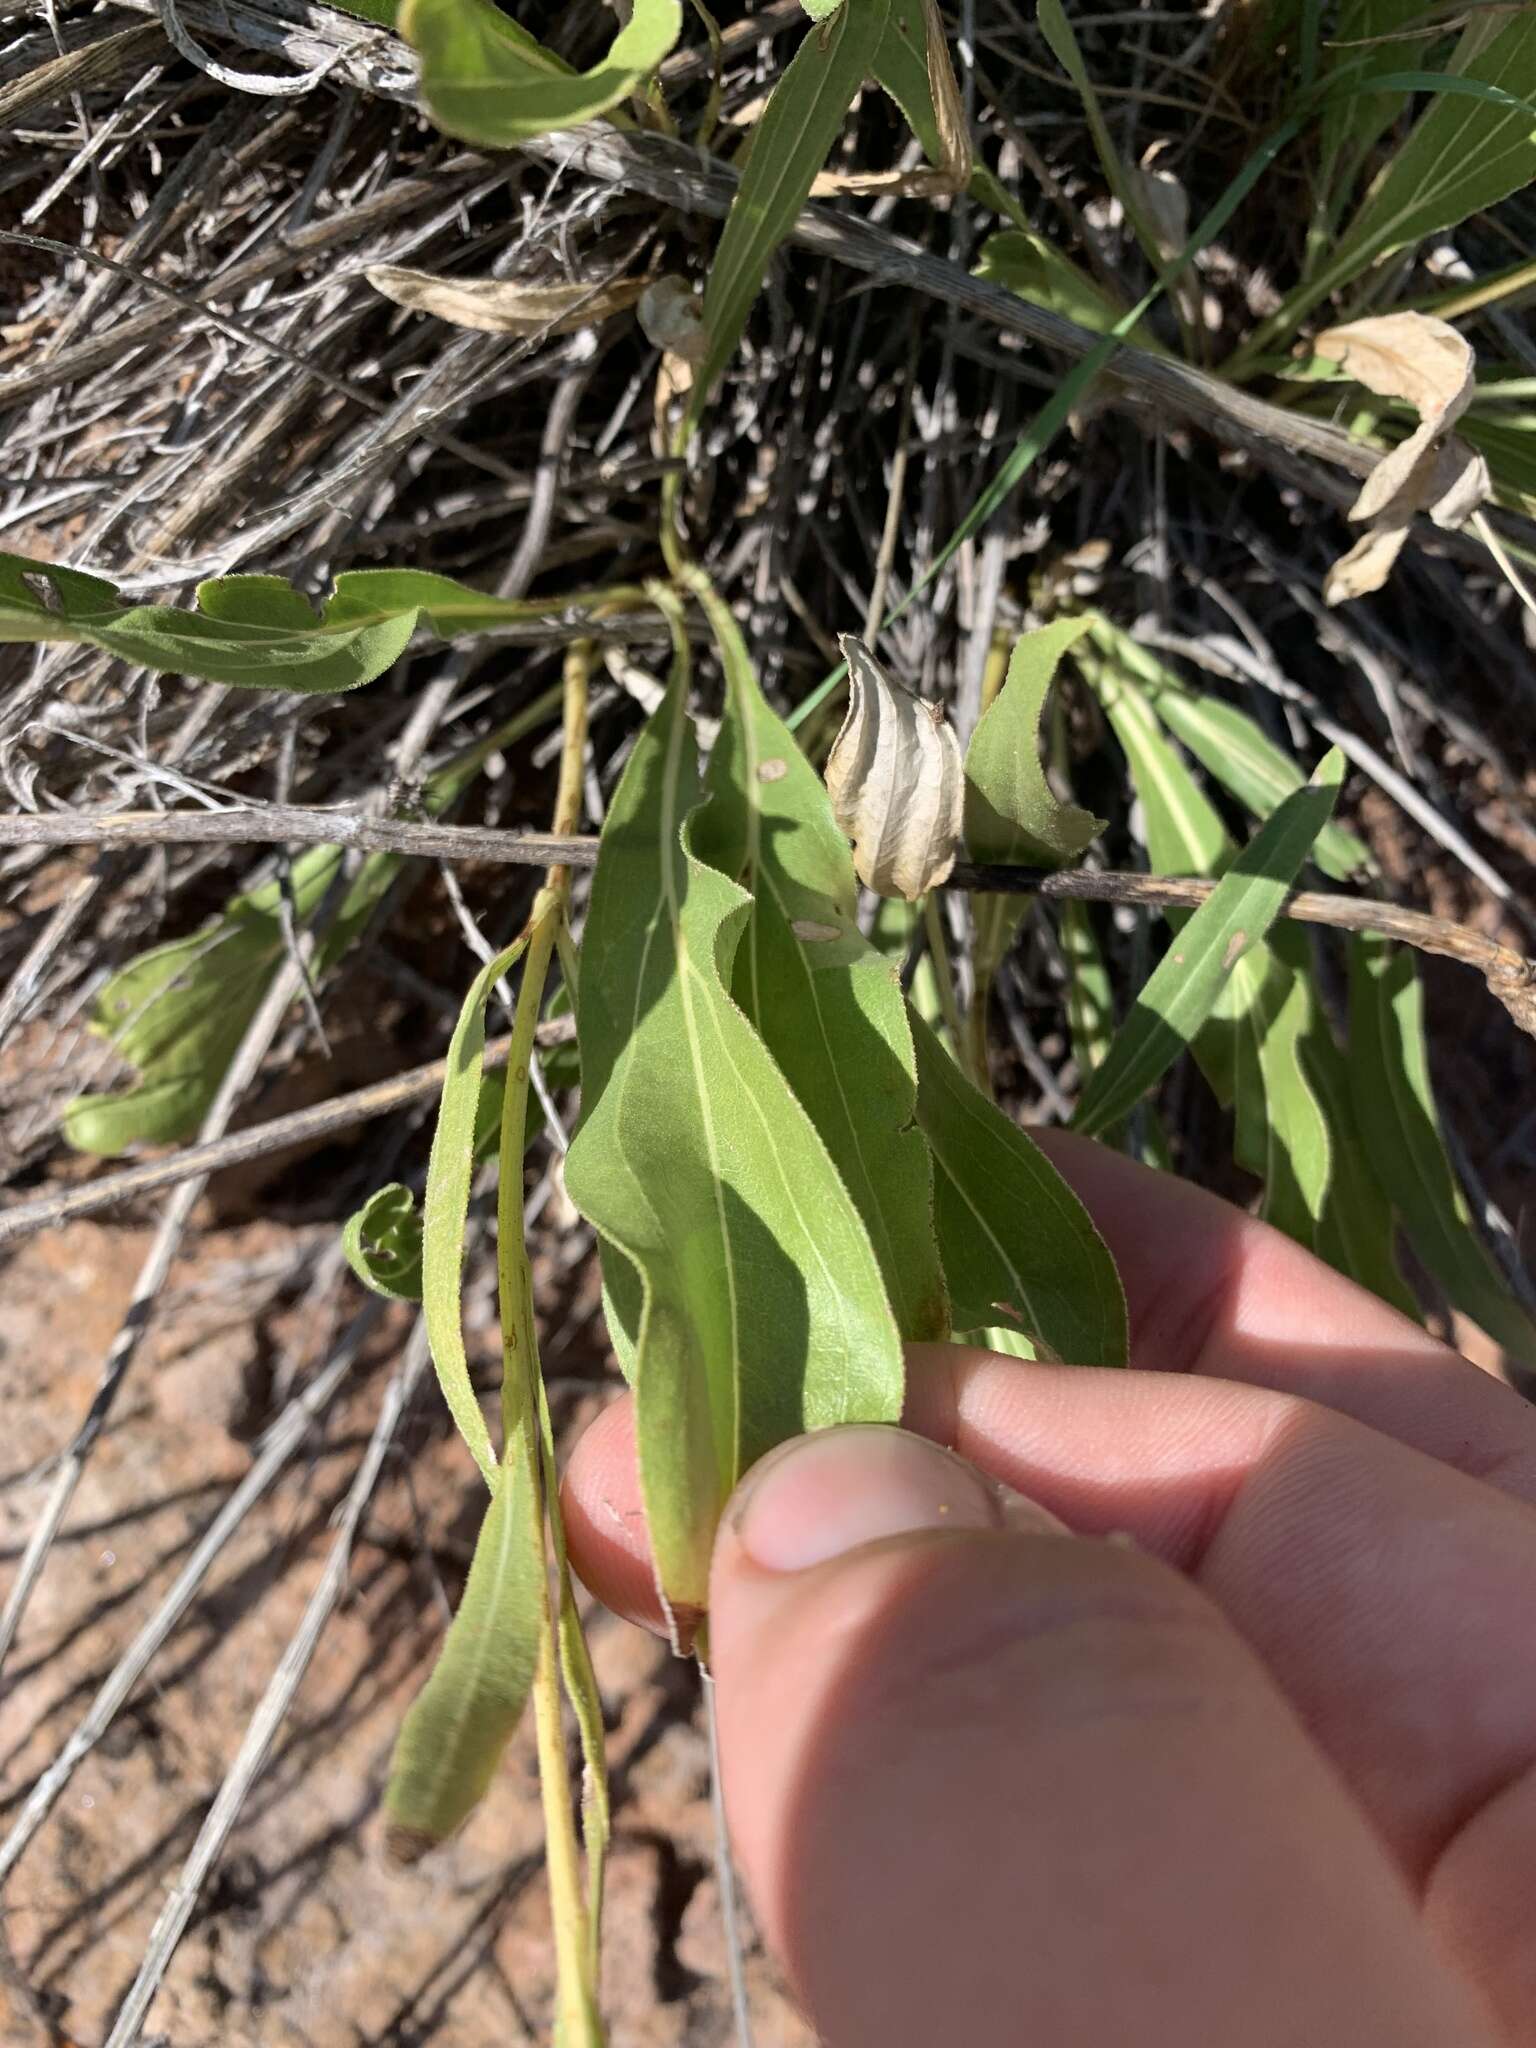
689 0 893 428
1348 936 1536 1367
565 613 903 1637
1087 618 1371 881
1299 985 1417 1316
403 0 681 146
910 1011 1127 1365
1060 900 1116 1081
383 1468 543 1860
1246 949 1333 1250
1297 15 1536 319
1073 752 1346 1139
1078 645 1242 1104
420 939 529 1492
976 230 1156 346
1081 644 1338 1221
0 551 610 692
692 582 948 1343
65 687 565 1154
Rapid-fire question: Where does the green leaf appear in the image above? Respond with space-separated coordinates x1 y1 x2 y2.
1246 950 1333 1248
965 620 1103 866
0 552 585 692
1060 900 1116 1080
63 841 394 1153
1319 0 1446 193
326 0 398 22
964 617 1102 1002
1079 646 1247 1103
690 0 892 427
1314 17 1536 306
343 1183 425 1301
976 229 1153 342
1086 622 1372 882
64 690 564 1155
383 1468 543 1858
1073 753 1346 1139
565 614 903 1631
910 1012 1127 1364
1300 990 1417 1314
692 581 949 1344
1348 936 1536 1365
1036 0 1175 285
403 0 680 146
422 938 528 1492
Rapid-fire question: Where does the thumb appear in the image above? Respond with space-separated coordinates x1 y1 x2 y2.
708 1424 1488 2048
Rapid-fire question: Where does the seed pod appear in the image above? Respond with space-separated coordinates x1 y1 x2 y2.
825 635 963 899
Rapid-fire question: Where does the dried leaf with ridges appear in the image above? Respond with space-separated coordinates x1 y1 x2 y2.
826 634 964 899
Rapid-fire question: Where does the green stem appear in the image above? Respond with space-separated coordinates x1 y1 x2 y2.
493 643 604 2048
922 893 966 1055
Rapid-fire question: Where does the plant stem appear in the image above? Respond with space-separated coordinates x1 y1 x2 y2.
493 640 604 2048
922 893 967 1054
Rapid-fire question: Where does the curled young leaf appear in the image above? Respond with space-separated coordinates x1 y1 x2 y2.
366 264 646 336
342 1182 424 1302
825 635 964 899
964 619 1103 867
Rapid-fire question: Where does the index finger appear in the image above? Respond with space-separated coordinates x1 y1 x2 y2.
1027 1128 1536 1492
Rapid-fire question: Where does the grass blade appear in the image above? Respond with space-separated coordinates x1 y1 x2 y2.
1348 936 1536 1366
690 0 892 429
1073 753 1346 1138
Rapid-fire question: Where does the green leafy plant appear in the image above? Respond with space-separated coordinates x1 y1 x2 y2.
12 4 1536 2040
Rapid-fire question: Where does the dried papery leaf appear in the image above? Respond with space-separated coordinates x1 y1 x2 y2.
637 275 708 362
1425 434 1491 528
826 635 963 899
1323 518 1413 605
922 0 972 189
366 264 646 336
1316 312 1475 522
1129 142 1189 261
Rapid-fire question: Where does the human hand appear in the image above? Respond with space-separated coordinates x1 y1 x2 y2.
562 1131 1536 2046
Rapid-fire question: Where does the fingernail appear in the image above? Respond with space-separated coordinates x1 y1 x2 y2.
731 1426 1004 1573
